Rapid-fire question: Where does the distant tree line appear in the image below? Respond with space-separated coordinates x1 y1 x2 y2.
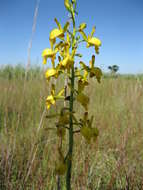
108 65 119 74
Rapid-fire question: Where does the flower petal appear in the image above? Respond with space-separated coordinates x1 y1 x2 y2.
42 48 56 58
88 37 101 47
46 95 55 109
50 28 64 40
45 68 57 80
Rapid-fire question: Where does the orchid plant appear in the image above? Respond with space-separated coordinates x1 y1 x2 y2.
42 0 102 189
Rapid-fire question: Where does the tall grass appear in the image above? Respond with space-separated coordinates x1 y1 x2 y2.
0 65 143 189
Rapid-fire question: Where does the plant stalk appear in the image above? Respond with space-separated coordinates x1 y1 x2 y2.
66 66 74 190
66 11 76 190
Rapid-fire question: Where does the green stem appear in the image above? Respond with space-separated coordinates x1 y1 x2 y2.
66 67 74 190
66 11 76 190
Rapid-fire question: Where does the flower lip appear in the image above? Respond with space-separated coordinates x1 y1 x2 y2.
50 28 64 41
87 37 101 47
45 68 57 80
42 48 56 58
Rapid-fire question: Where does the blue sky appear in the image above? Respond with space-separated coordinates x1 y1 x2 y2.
0 0 143 73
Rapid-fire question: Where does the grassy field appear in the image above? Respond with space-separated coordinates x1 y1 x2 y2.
0 65 143 190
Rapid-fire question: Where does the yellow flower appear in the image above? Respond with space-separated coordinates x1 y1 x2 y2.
76 93 89 110
49 19 69 42
60 55 74 69
46 85 64 110
42 48 57 65
87 36 101 48
50 28 64 41
57 34 75 70
87 27 101 53
45 68 58 81
87 26 101 50
46 95 56 109
79 26 101 54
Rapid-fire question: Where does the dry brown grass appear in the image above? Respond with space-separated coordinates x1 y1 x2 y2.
0 68 143 189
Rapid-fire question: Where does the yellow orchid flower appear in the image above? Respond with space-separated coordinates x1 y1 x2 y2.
45 68 58 81
54 41 69 57
42 48 57 65
57 34 75 70
46 84 55 109
49 19 69 43
50 29 64 41
76 93 89 110
87 36 101 48
46 95 56 109
60 55 74 69
46 85 64 110
79 26 101 54
87 27 101 53
87 26 101 49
